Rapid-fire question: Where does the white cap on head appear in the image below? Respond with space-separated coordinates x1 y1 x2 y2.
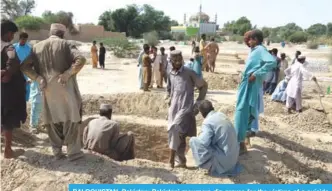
298 55 306 60
50 23 66 32
100 104 112 110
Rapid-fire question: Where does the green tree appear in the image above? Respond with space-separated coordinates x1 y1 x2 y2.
222 17 252 35
170 20 179 26
99 4 175 38
279 23 303 40
98 10 113 31
307 23 327 36
327 23 332 36
262 27 272 38
1 0 35 19
288 31 308 43
42 10 78 34
15 15 44 30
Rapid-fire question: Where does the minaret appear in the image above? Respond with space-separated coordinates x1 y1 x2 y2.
199 2 202 23
184 13 186 25
215 13 217 23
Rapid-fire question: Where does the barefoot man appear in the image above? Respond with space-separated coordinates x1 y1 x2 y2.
199 34 208 72
166 50 207 168
21 23 86 161
234 30 276 154
1 20 27 158
204 37 219 73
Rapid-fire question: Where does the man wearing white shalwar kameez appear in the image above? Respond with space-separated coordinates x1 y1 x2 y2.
284 55 316 113
166 50 207 168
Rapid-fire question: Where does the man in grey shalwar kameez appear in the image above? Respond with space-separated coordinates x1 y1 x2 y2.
21 23 86 161
166 50 208 168
83 104 135 161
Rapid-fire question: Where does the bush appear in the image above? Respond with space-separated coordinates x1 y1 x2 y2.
158 31 172 40
97 37 138 58
15 16 45 30
306 41 319 49
173 33 185 41
143 31 159 46
229 35 244 42
288 31 308 43
269 35 283 43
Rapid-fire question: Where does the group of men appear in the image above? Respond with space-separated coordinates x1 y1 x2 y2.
137 44 169 91
271 50 316 113
90 40 106 69
1 18 319 178
1 19 243 177
2 20 85 160
197 34 220 73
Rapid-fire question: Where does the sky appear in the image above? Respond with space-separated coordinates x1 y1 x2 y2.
33 0 332 29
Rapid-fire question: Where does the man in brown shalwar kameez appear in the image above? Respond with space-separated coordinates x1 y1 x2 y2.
166 50 208 168
83 104 135 161
142 44 152 91
21 23 86 161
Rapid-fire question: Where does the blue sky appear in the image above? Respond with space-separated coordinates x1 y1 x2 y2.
33 0 332 29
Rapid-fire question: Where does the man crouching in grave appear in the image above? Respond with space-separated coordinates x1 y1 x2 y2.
166 50 208 168
82 104 135 161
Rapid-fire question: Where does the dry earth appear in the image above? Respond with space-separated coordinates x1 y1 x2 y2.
1 42 332 190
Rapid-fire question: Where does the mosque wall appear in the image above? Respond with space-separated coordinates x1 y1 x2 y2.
14 24 125 42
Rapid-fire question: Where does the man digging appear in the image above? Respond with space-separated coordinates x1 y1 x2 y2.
166 50 207 168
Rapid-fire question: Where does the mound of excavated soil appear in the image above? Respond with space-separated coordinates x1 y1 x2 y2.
282 108 331 133
82 93 168 119
263 99 288 116
203 72 239 90
217 104 236 119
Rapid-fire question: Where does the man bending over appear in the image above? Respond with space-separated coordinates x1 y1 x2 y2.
83 104 135 161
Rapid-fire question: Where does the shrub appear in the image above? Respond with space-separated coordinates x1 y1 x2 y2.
229 35 244 42
172 33 185 41
143 31 159 46
158 31 172 40
288 31 308 43
97 37 138 58
269 35 283 43
15 16 45 30
306 41 319 49
172 33 190 41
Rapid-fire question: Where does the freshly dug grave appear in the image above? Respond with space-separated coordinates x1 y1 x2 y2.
118 121 169 163
203 72 239 90
82 93 168 119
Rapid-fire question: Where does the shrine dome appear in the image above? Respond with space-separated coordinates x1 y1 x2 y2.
189 12 210 22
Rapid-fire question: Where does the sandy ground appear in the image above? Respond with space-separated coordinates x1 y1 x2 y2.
1 42 332 190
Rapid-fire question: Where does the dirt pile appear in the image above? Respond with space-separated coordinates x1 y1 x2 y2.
263 99 287 116
282 108 331 133
203 72 239 90
82 93 168 119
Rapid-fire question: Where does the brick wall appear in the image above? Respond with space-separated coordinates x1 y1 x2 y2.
15 24 125 42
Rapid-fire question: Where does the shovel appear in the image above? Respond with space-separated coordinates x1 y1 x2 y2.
314 80 325 97
314 80 326 113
